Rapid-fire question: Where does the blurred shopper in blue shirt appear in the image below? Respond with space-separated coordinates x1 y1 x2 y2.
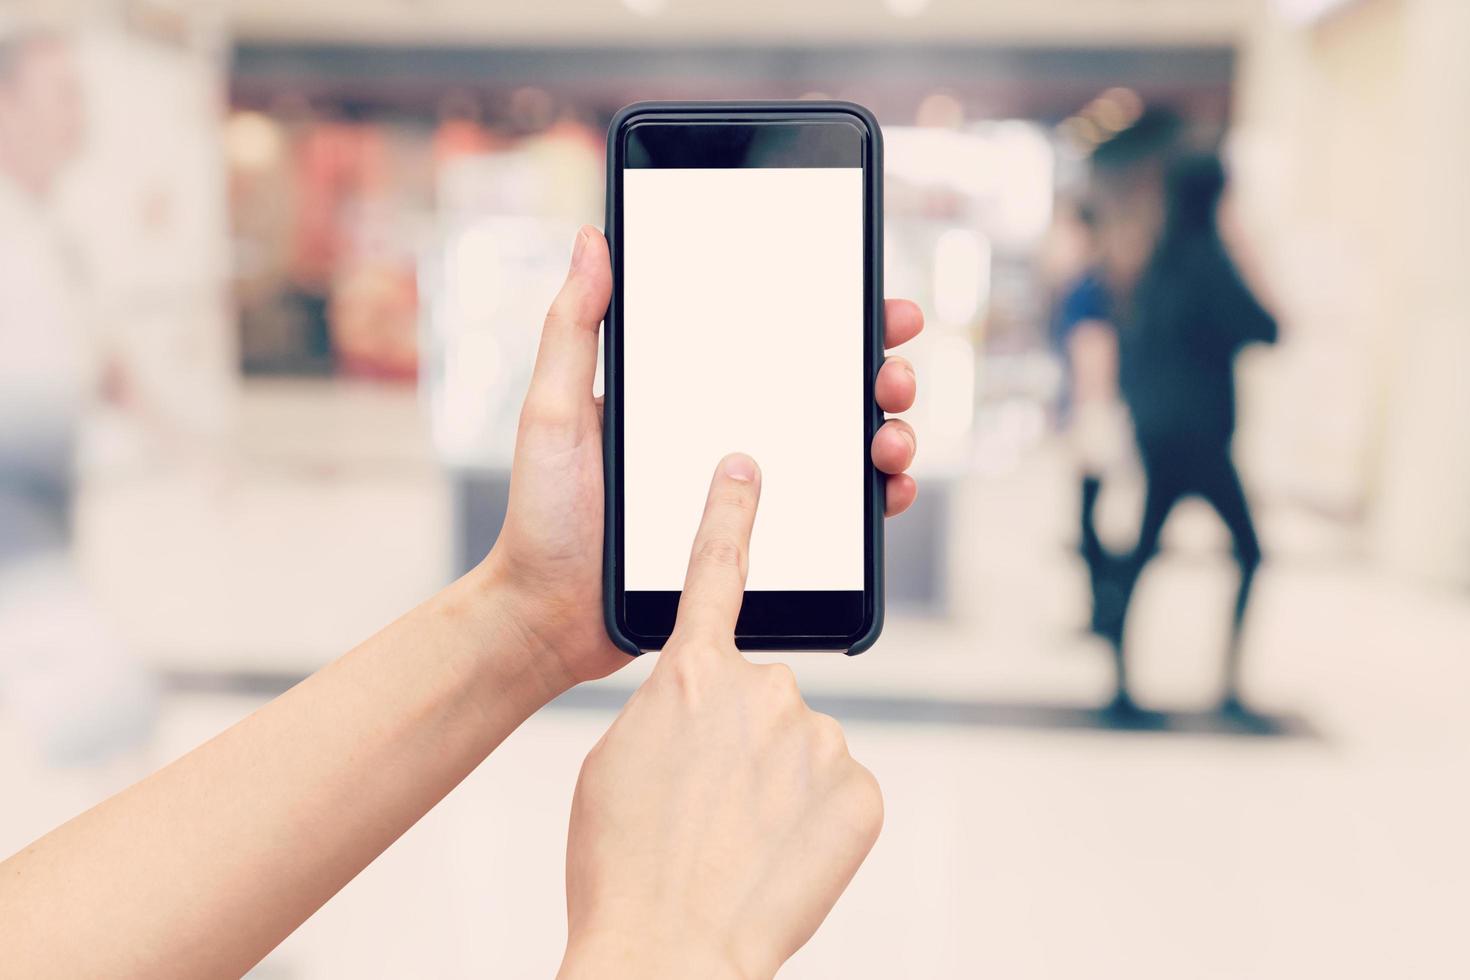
1049 203 1128 640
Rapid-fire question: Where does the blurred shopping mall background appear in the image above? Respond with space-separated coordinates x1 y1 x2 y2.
2 0 1468 977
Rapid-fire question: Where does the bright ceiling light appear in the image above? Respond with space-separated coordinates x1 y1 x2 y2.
622 0 669 16
1273 0 1356 25
916 91 964 129
225 111 284 172
884 0 931 18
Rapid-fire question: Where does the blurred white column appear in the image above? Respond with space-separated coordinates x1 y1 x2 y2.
1235 0 1470 588
63 11 238 444
1371 0 1470 588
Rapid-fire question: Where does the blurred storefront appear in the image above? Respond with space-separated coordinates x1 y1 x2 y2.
1 0 1455 679
215 40 1237 644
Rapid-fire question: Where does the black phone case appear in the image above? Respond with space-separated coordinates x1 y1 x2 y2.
601 100 886 656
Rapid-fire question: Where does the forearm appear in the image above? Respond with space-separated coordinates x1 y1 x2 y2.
0 563 567 979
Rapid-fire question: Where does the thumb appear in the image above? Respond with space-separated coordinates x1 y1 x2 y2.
670 453 762 646
524 226 611 421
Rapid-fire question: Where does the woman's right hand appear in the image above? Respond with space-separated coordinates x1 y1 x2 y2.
558 453 884 980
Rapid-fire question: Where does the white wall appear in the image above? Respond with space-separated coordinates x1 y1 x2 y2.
1232 0 1470 587
1372 0 1470 587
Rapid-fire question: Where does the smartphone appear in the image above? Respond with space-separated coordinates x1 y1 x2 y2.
602 101 885 655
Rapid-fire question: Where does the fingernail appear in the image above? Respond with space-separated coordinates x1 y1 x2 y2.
900 428 917 455
570 227 590 270
723 453 757 483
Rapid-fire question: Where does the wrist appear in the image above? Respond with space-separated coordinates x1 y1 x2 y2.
559 928 755 980
438 556 579 711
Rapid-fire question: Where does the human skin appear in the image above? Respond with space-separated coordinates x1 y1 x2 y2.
559 453 885 980
0 227 922 978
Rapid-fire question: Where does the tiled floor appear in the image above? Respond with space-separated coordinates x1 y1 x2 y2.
5 451 1469 978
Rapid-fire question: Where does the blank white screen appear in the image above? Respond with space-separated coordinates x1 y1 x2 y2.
623 167 864 591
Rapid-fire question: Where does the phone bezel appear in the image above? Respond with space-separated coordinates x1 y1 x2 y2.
602 101 885 655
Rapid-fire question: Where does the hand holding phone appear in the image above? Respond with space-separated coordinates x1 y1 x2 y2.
559 454 884 980
484 218 921 687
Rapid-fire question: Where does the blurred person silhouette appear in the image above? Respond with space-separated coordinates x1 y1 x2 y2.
1098 147 1278 716
0 27 157 764
1077 108 1179 701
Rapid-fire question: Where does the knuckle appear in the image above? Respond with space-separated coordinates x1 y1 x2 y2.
761 662 801 702
809 711 849 757
656 648 707 702
847 764 885 837
695 535 743 569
